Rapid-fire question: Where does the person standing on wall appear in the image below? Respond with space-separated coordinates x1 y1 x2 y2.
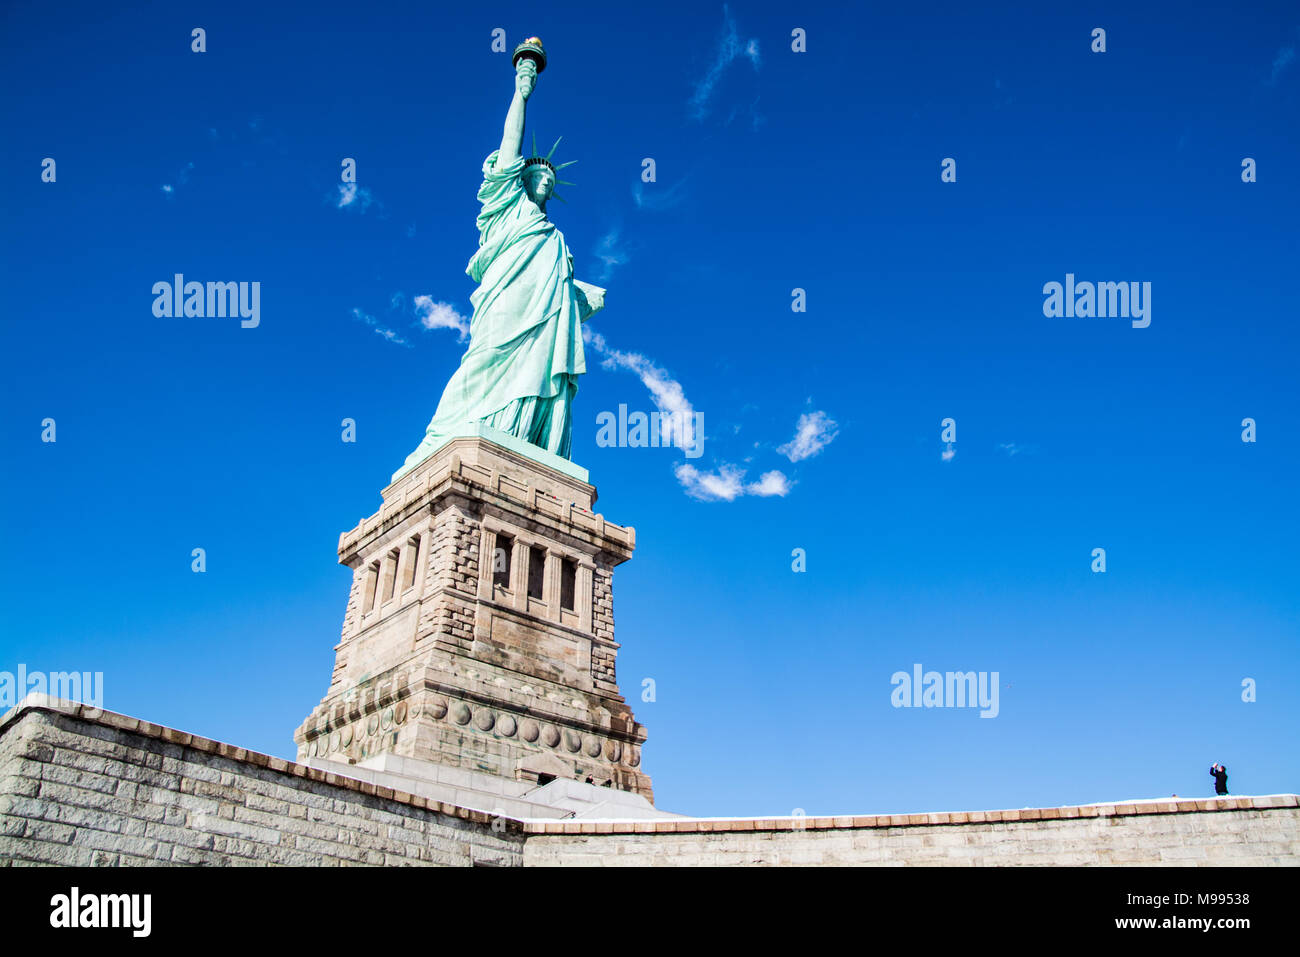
1209 763 1229 795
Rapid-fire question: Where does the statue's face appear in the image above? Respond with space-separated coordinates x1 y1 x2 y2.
523 167 554 204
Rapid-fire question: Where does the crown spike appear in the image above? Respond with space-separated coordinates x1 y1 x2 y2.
550 191 567 204
521 135 576 196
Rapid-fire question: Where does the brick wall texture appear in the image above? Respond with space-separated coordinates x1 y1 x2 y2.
0 704 523 867
1 702 1296 867
522 801 1300 866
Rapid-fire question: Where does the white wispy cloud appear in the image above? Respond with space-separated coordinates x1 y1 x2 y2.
583 331 812 503
688 5 761 121
351 307 410 347
632 177 690 211
777 411 839 462
747 470 791 497
998 442 1023 457
941 444 956 463
335 183 376 212
675 464 790 501
160 161 194 197
1267 44 1296 85
585 330 697 448
723 95 765 131
413 296 469 340
593 228 628 282
676 463 744 501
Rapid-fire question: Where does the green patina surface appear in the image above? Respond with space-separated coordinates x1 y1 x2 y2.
396 39 603 484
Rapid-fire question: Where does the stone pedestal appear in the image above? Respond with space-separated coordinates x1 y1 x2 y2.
294 434 652 801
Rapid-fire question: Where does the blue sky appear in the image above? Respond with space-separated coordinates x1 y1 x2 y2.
2 1 1297 818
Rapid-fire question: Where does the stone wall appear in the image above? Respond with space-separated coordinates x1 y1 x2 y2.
522 799 1300 866
0 701 523 866
2 699 1296 867
295 436 651 798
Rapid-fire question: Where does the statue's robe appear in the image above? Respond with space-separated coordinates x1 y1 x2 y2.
399 150 600 478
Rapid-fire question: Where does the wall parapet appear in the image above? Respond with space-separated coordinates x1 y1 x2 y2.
520 794 1300 836
0 697 525 867
2 697 1296 867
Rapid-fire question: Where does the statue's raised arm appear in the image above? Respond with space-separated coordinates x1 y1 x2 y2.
497 56 536 169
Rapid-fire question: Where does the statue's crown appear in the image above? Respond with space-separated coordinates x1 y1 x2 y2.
522 134 577 201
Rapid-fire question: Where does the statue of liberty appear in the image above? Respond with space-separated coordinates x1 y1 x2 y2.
396 38 605 481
